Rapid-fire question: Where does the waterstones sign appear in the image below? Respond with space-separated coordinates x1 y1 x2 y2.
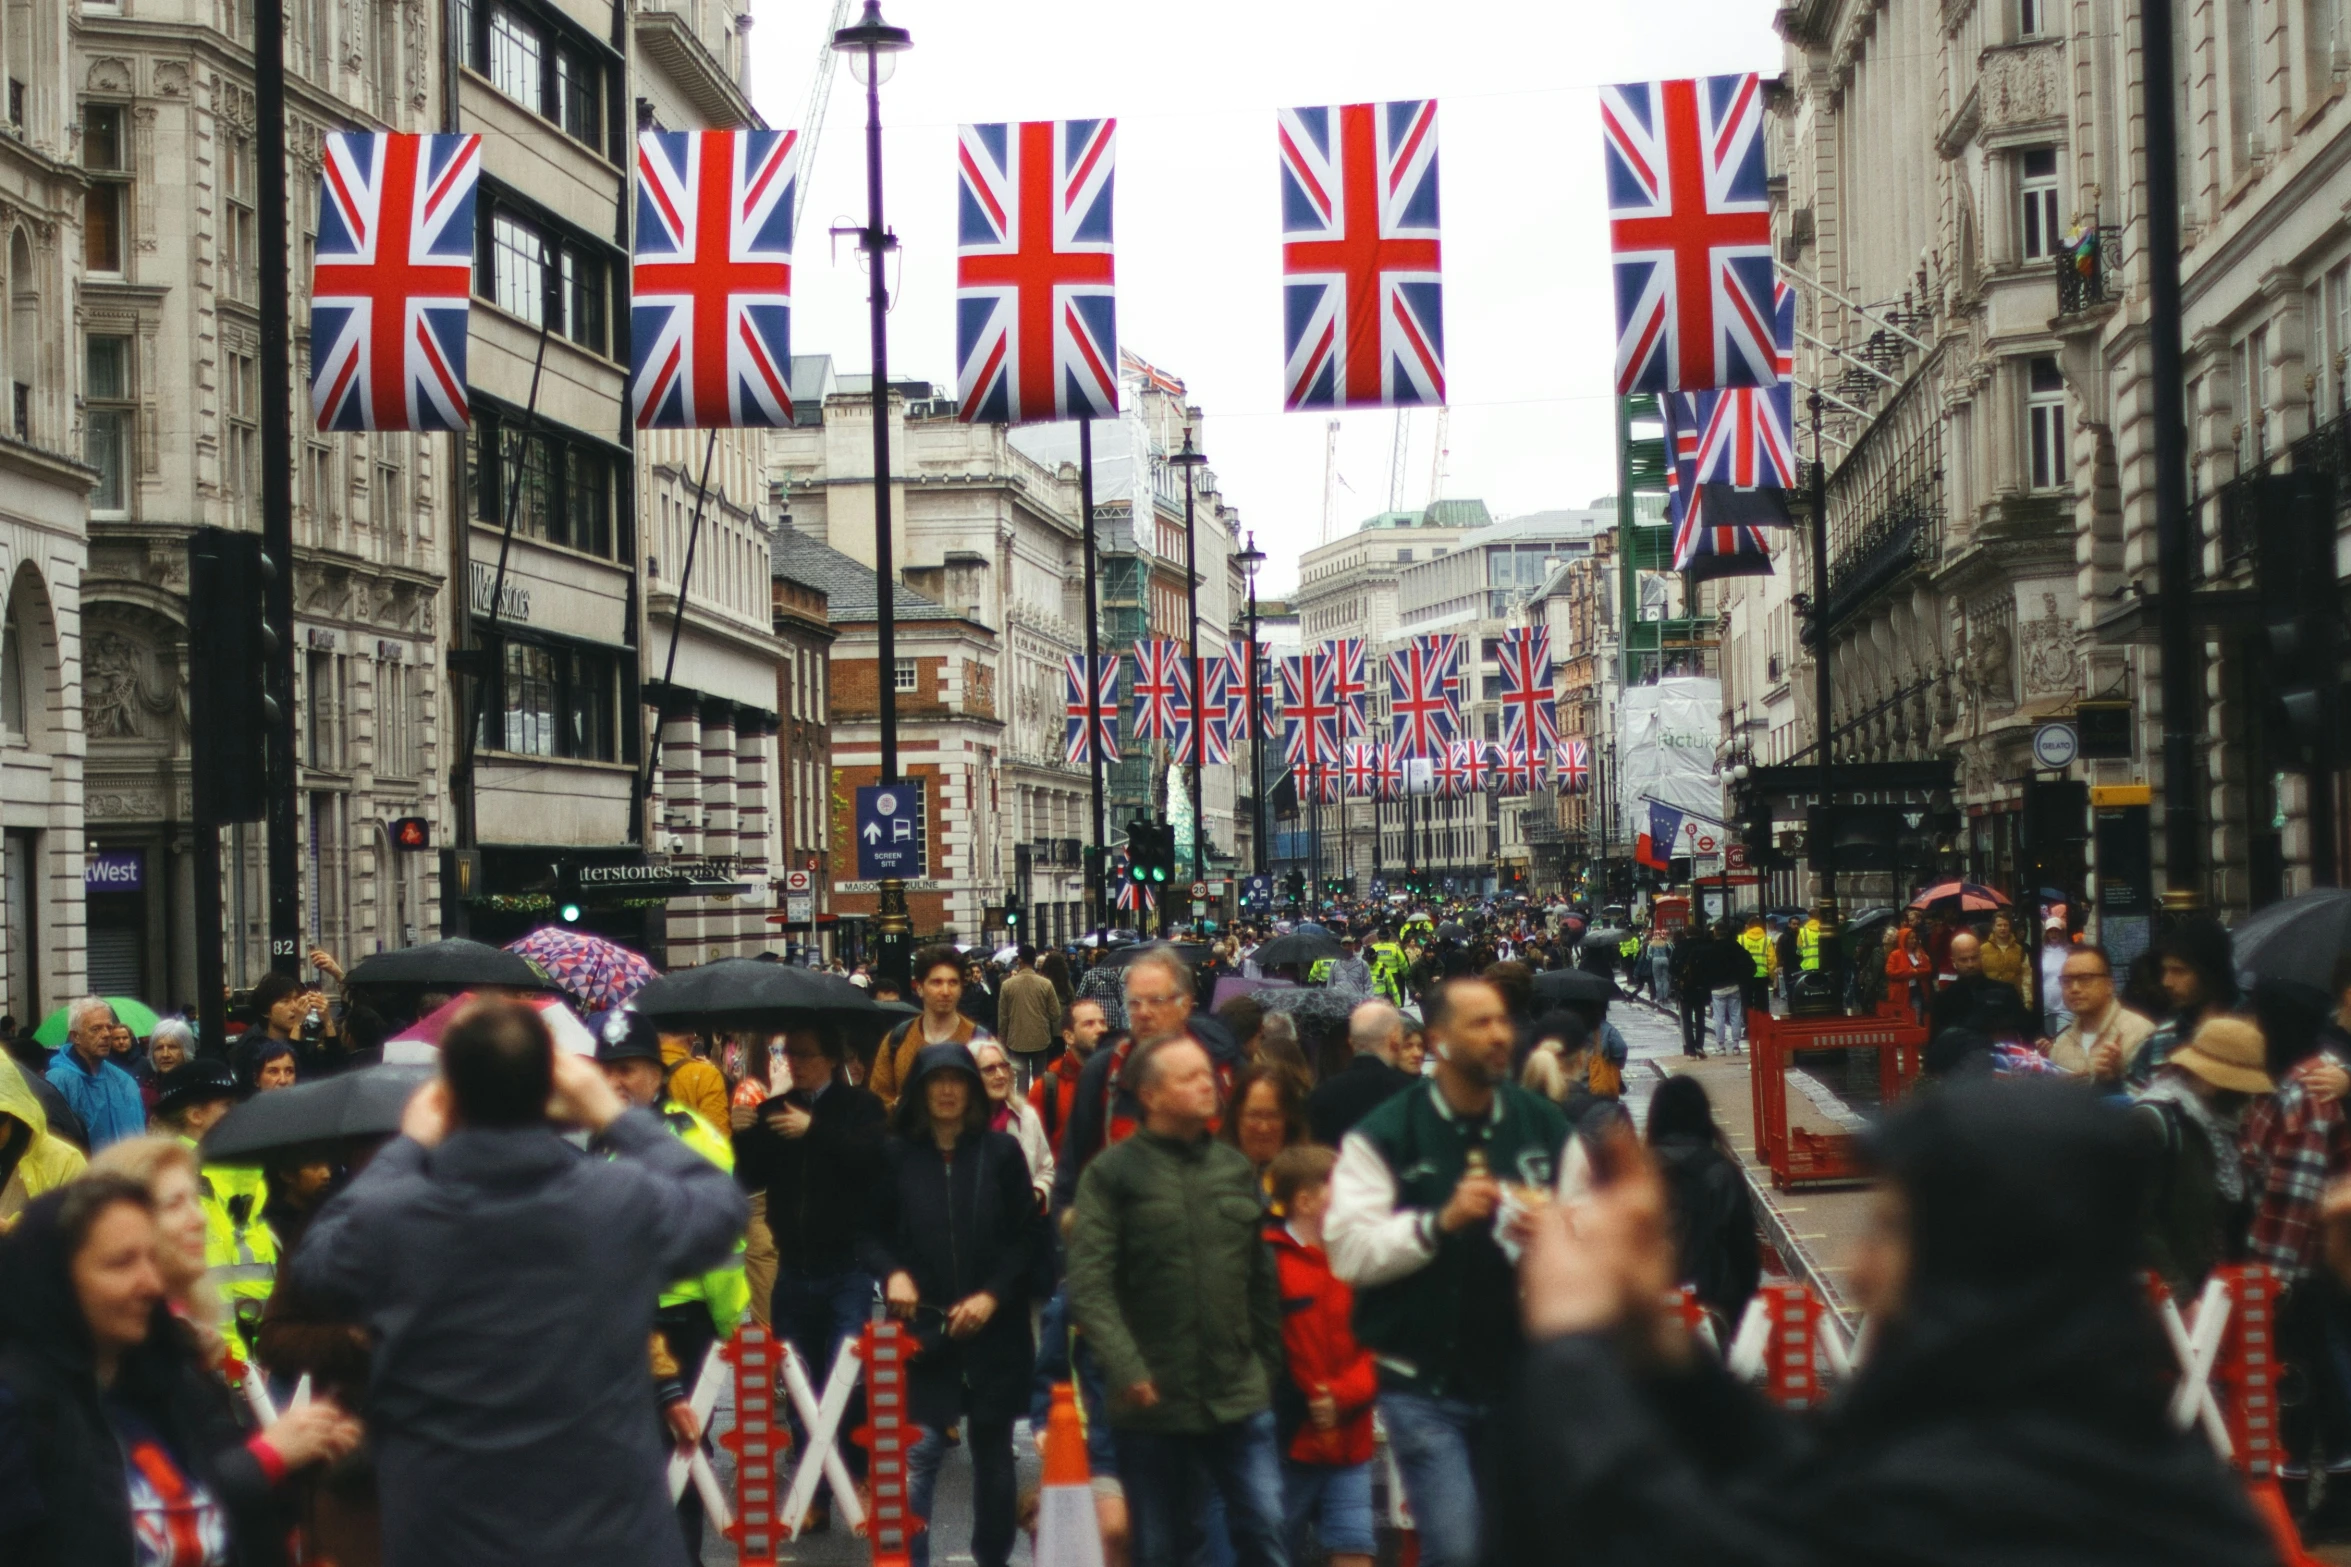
468 561 530 622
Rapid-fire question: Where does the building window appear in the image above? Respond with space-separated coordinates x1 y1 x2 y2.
226 349 260 518
2018 147 2060 260
895 658 918 692
379 659 414 777
0 598 27 742
486 5 544 114
479 200 609 354
1395 548 1413 563
2328 262 2351 419
482 639 618 760
465 414 618 559
225 133 256 304
86 334 132 515
305 650 342 769
556 42 602 144
2018 0 2046 36
83 104 128 274
2026 356 2068 489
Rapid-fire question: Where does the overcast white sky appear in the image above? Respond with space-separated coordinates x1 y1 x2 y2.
747 0 1782 594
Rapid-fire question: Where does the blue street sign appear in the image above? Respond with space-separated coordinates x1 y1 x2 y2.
1370 877 1387 898
1243 874 1272 905
855 785 921 880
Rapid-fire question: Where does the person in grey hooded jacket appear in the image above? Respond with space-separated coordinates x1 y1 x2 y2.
290 999 747 1567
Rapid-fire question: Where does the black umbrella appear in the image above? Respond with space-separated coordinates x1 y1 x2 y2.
200 1064 435 1162
2230 888 2351 992
1091 941 1213 973
1531 968 1620 1005
628 959 910 1034
1250 930 1346 968
1293 921 1335 939
344 938 546 992
1434 921 1469 941
1581 927 1635 949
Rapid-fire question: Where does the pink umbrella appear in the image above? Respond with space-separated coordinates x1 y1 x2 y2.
382 990 597 1066
1908 880 2012 913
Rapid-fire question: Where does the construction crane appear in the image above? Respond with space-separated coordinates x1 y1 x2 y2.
1424 406 1450 510
793 0 857 233
1387 409 1413 512
1320 418 1342 544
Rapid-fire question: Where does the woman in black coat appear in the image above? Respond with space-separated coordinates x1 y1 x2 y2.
0 1175 361 1567
1490 1078 2277 1567
1644 1074 1760 1327
861 1042 1042 1567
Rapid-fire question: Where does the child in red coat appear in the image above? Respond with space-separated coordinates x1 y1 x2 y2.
1266 1146 1378 1567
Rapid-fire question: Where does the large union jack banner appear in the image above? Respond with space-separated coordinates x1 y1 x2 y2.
1386 636 1459 758
1687 280 1797 489
1297 758 1343 806
955 119 1119 424
1496 627 1558 761
1280 654 1340 768
631 129 800 430
1496 744 1539 797
1341 741 1378 800
1555 738 1591 795
311 132 479 432
1130 639 1190 742
1178 654 1231 767
1226 642 1280 740
1602 74 1774 394
1316 638 1370 738
1435 738 1480 798
1063 654 1119 765
1279 100 1445 410
1374 743 1406 803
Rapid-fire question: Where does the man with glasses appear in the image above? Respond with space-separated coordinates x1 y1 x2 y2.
1050 948 1238 1213
2047 946 2156 1082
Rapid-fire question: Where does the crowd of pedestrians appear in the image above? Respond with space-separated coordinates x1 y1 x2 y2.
0 894 2340 1567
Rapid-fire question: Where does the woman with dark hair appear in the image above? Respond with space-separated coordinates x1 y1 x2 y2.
1643 1076 1759 1326
0 1176 362 1567
1222 1059 1308 1185
240 1037 299 1097
1491 1078 2276 1567
861 1044 1041 1567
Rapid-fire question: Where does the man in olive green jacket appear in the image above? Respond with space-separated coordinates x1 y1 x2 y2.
1066 1035 1290 1567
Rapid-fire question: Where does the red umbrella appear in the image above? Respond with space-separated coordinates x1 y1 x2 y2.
1909 880 2011 913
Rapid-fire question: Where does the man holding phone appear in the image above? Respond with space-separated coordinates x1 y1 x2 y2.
730 1023 887 1528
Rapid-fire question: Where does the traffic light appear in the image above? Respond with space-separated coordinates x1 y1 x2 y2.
1123 819 1175 888
1285 869 1306 904
186 528 277 825
390 816 431 850
1004 890 1023 931
2257 470 2342 753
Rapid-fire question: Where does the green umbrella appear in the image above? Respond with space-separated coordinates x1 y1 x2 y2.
33 997 164 1047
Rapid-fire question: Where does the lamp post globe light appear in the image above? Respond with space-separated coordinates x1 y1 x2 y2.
1236 533 1268 877
833 0 913 983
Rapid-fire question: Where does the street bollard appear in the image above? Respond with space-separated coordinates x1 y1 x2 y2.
856 1319 917 1567
719 1325 783 1567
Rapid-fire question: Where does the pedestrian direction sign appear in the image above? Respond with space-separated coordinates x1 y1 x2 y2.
1243 874 1272 905
854 786 921 881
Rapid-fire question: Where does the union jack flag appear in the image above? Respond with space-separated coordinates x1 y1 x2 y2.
631 130 800 430
1374 743 1406 803
1280 654 1340 768
1178 654 1231 767
310 132 479 432
1316 638 1369 738
1130 639 1190 742
1667 395 1776 579
1114 856 1153 913
1688 280 1797 489
1386 636 1458 758
1063 653 1119 765
1436 738 1480 798
1226 642 1280 740
1602 74 1774 394
1555 739 1591 794
1495 628 1558 759
1496 744 1537 797
955 119 1119 425
1297 759 1343 805
1342 741 1378 799
1279 101 1445 410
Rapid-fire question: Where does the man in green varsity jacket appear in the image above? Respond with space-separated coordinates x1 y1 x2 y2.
1324 976 1569 1567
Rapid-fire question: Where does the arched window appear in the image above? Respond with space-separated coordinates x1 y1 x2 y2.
0 594 23 740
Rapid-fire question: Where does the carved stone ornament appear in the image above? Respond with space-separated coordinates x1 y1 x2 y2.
85 627 177 741
2018 590 2080 697
1980 43 2064 134
1971 614 2014 710
154 62 190 98
85 789 166 822
86 58 135 94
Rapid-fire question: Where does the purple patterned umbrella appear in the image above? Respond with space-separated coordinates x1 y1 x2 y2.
504 926 658 1014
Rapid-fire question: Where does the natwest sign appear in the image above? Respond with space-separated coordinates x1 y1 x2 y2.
85 848 145 892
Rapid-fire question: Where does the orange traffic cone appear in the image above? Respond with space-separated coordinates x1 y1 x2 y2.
1037 1382 1106 1567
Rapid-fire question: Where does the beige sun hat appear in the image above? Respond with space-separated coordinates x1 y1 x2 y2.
2169 1016 2274 1096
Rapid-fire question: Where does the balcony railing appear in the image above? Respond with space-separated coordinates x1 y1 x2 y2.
2054 226 2122 316
1823 473 1943 629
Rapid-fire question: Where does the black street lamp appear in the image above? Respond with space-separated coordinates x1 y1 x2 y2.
833 0 912 982
1236 533 1268 877
1170 428 1210 899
